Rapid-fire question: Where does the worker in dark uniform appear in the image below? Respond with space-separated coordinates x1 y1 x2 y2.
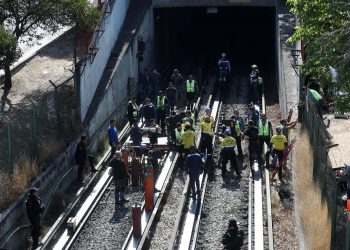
127 97 139 126
75 136 97 183
199 116 214 161
258 113 273 159
220 129 241 178
155 91 168 130
111 152 129 206
130 119 142 147
108 119 118 163
185 74 197 111
25 188 45 250
186 146 204 199
150 69 160 99
230 115 243 157
183 110 195 128
171 69 183 101
148 119 162 145
233 109 245 132
249 64 260 103
221 219 244 250
147 148 161 188
141 98 157 126
244 120 260 168
218 53 231 83
246 103 259 126
165 81 178 115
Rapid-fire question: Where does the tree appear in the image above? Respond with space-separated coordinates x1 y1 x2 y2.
287 0 350 111
0 0 100 92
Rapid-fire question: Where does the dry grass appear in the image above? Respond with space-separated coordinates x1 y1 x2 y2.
295 131 331 250
0 155 40 212
38 138 66 165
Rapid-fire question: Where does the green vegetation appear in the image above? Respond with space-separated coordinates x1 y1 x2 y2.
287 0 350 111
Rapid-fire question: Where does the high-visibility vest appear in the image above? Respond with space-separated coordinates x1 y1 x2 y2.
131 102 139 118
231 122 241 137
175 128 183 145
156 96 165 109
201 122 212 134
220 136 236 151
258 120 270 136
181 130 196 149
309 89 322 101
186 80 195 93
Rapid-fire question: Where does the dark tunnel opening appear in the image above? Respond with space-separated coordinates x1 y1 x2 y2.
154 6 278 102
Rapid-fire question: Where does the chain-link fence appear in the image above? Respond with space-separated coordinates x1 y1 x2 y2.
304 90 346 249
0 75 81 176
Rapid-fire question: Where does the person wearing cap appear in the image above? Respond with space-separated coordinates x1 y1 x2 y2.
75 136 97 183
221 219 244 250
185 74 197 111
270 126 287 180
108 119 119 163
171 68 184 100
165 81 178 115
183 110 195 128
220 129 241 178
249 64 260 103
185 146 204 199
111 152 129 206
127 97 139 126
141 98 157 126
218 53 231 83
181 122 196 156
171 122 184 153
258 113 273 159
230 115 244 157
25 188 45 250
244 120 260 168
155 91 168 130
200 107 215 125
199 115 214 161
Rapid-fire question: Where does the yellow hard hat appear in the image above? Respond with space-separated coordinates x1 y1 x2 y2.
184 122 191 127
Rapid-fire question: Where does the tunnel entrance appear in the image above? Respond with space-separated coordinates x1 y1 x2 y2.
154 6 277 102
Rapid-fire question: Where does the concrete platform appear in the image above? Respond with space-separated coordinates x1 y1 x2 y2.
327 115 350 168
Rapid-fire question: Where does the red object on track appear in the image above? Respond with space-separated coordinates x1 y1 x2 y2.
144 162 154 212
132 204 142 238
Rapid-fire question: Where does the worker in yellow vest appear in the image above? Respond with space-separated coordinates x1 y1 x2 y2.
258 113 273 159
230 115 244 157
200 107 215 125
181 122 196 156
270 126 287 180
220 129 241 178
171 122 184 153
155 91 168 130
127 97 139 126
199 116 214 161
185 75 197 111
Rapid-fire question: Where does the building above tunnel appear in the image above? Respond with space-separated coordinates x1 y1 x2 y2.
153 0 276 8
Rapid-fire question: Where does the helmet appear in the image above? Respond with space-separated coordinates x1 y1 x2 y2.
221 53 226 57
184 122 191 127
224 129 231 135
275 126 282 132
205 107 211 113
176 122 182 128
29 187 38 195
251 64 258 69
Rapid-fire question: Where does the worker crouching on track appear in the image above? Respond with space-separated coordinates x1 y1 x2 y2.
186 146 204 199
221 219 244 250
230 115 243 157
111 152 129 206
270 126 287 180
199 115 214 162
220 129 241 178
181 122 196 157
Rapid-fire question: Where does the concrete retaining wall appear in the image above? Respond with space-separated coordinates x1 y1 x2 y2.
80 0 130 120
0 138 79 249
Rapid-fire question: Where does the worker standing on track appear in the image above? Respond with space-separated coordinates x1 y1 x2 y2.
246 103 259 126
244 120 260 169
218 53 231 83
185 74 197 111
108 119 118 163
141 98 157 126
171 122 183 153
127 97 139 126
270 126 287 180
233 109 245 132
221 219 244 250
186 146 204 199
171 69 184 101
258 113 273 161
181 122 196 157
75 136 97 184
183 110 196 128
199 116 214 161
200 107 215 124
220 129 241 178
249 64 260 104
25 188 45 250
165 81 178 115
150 68 160 99
148 119 162 145
155 91 168 131
230 115 243 157
111 152 129 206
